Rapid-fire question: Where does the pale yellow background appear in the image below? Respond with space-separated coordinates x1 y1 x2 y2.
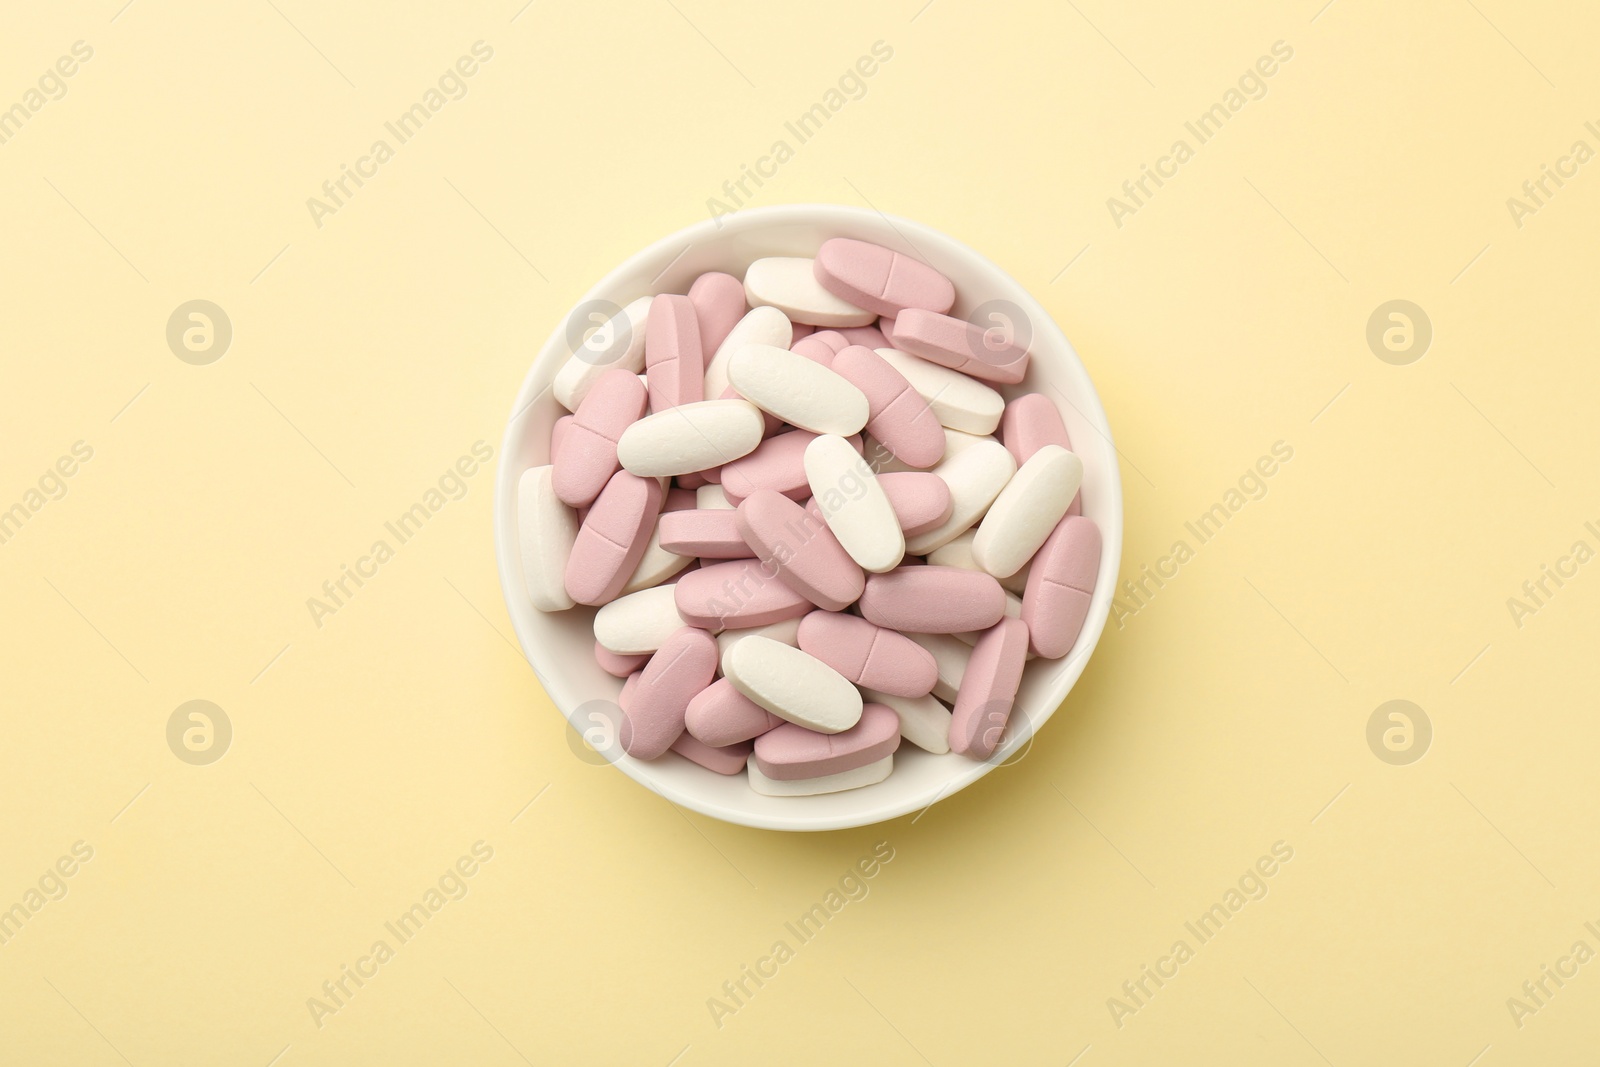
2 0 1596 1063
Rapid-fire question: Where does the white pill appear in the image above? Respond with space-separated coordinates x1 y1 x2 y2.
929 531 1029 593
594 585 690 653
743 257 876 327
696 484 733 510
714 617 802 659
619 519 694 595
722 636 863 734
903 437 1017 554
804 434 904 573
746 753 893 796
617 399 765 477
552 296 652 411
971 445 1084 579
727 344 869 436
862 689 952 754
904 631 969 703
704 306 791 399
876 348 1004 435
517 466 577 612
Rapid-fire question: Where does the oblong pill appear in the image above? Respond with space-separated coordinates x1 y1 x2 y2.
553 368 648 508
551 414 573 464
736 490 864 612
704 305 792 399
746 753 893 796
617 399 765 477
888 308 1030 385
727 344 869 436
720 430 861 503
1021 516 1102 659
669 733 753 775
753 703 900 780
830 344 945 469
971 445 1083 578
517 466 577 612
657 508 753 559
674 559 812 629
565 470 664 606
797 611 937 698
814 238 956 317
552 295 651 411
903 438 1017 554
876 348 1004 435
593 584 687 655
876 472 953 537
804 433 904 573
723 636 863 734
860 689 952 754
949 618 1030 760
744 257 876 327
595 641 649 678
619 487 697 595
687 272 747 360
684 677 786 746
620 627 717 759
999 392 1071 465
857 566 1007 633
644 294 704 411
834 324 889 349
790 331 845 367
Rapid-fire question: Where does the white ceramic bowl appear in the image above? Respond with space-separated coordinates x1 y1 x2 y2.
493 204 1122 832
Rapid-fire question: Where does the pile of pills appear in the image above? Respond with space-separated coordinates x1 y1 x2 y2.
519 237 1102 796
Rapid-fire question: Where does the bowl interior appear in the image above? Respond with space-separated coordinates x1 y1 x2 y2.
493 204 1123 831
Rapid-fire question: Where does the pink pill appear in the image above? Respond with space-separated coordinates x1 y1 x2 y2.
551 414 573 463
664 487 697 512
753 703 901 780
797 611 937 697
674 559 812 629
834 324 889 349
553 368 648 508
1021 516 1101 659
645 294 704 410
719 430 862 504
620 627 717 759
876 472 953 536
888 308 1030 385
565 470 664 606
790 332 846 367
736 490 864 612
595 642 648 678
684 677 785 746
669 732 753 775
857 566 1006 633
676 469 711 490
658 509 753 559
687 272 746 359
830 345 945 468
790 322 816 341
618 670 640 710
949 618 1029 760
814 238 956 318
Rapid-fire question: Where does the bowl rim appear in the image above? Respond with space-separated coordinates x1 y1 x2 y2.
493 203 1124 831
